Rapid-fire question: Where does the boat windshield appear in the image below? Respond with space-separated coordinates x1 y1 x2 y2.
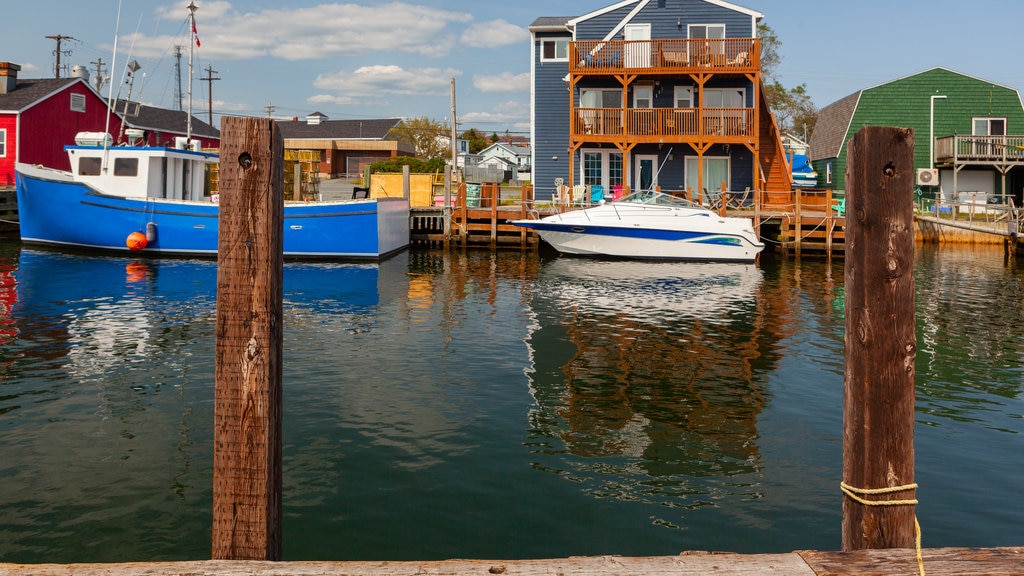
617 190 703 208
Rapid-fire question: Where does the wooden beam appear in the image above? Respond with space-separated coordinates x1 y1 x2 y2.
213 116 284 560
842 126 917 551
3 548 1021 575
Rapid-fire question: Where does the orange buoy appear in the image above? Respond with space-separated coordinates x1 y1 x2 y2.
126 231 148 251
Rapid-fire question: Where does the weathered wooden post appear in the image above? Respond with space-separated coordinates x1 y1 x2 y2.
842 126 918 551
213 116 284 560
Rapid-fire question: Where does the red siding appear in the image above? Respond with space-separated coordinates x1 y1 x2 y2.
0 115 16 186
18 82 123 174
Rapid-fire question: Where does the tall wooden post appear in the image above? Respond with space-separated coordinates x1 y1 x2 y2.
213 116 284 560
842 126 917 550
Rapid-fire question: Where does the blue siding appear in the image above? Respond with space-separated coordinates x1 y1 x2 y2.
533 31 571 199
532 0 759 196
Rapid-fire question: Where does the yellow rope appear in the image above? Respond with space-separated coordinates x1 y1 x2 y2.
840 482 925 576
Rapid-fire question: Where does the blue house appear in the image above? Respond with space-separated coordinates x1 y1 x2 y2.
530 0 792 202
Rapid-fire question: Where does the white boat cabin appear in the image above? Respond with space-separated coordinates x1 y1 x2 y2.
66 133 217 202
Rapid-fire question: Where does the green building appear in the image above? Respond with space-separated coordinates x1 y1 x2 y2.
809 67 1024 204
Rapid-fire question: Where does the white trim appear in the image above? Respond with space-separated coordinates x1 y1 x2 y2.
540 38 569 62
0 128 6 158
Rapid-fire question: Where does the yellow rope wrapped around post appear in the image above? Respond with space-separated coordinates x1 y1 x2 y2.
840 482 924 576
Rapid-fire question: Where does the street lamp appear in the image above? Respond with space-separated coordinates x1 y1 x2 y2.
930 94 947 169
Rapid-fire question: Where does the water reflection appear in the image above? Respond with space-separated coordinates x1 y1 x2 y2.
526 259 772 506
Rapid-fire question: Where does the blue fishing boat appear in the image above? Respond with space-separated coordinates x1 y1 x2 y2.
13 0 408 261
15 145 410 260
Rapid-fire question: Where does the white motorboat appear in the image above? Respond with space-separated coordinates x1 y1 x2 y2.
511 190 764 262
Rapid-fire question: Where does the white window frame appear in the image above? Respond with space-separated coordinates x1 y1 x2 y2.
688 24 725 39
972 117 1006 136
674 86 693 108
702 87 745 108
580 148 624 189
540 38 569 62
685 155 731 193
70 93 86 113
0 128 6 157
633 85 653 108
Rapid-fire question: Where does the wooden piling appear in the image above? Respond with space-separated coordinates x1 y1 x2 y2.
213 116 284 560
842 126 917 551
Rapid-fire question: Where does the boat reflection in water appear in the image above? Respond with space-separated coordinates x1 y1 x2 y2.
526 258 769 511
12 248 405 383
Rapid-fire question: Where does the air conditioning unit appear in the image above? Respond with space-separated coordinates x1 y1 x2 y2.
916 168 938 186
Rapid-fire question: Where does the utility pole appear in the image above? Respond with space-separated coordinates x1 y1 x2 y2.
46 34 75 78
199 65 220 126
173 45 184 111
90 57 107 92
264 102 275 118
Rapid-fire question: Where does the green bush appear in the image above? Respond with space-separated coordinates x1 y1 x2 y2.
370 156 446 173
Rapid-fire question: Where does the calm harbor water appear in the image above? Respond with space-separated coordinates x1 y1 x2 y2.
0 236 1021 563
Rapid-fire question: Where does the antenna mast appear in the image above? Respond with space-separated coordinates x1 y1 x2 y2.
186 1 198 142
173 45 184 111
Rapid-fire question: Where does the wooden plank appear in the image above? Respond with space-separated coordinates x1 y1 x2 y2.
842 126 917 551
4 548 1022 576
213 116 284 560
0 553 817 575
800 546 1024 576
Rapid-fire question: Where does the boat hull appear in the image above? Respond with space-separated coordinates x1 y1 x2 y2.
15 163 409 260
520 221 763 262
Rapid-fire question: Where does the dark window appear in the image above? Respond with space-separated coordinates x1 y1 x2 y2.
78 157 102 176
114 158 138 177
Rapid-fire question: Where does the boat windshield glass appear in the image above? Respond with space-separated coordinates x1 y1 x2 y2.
618 190 702 208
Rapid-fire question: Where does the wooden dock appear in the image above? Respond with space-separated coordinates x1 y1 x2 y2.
2 546 1021 575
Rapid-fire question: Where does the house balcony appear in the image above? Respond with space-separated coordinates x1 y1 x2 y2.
935 134 1024 166
574 107 755 142
569 38 760 76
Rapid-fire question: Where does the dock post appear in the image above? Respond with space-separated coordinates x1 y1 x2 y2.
213 116 284 560
842 126 917 551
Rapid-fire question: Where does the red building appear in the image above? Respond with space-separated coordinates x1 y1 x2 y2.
0 62 123 187
0 61 220 188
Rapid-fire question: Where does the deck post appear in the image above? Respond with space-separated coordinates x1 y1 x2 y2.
842 126 917 551
212 116 284 560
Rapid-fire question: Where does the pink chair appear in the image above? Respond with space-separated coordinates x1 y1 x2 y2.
611 185 623 200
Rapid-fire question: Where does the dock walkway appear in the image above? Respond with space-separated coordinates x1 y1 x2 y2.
2 546 1020 575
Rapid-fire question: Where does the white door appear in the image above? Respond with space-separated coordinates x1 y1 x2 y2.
624 24 651 68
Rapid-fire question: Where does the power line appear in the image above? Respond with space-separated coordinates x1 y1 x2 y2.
199 65 220 126
46 34 76 78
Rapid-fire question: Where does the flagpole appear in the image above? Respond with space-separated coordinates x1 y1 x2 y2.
186 1 197 143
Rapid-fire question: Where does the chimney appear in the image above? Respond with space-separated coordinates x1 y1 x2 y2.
0 62 21 94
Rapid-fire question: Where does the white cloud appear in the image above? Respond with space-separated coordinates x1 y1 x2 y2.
139 2 472 60
461 19 529 49
310 64 461 105
461 99 530 126
473 72 529 93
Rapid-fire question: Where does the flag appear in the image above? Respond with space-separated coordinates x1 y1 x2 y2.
192 19 201 47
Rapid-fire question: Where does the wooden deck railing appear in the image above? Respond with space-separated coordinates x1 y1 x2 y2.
574 107 754 138
569 38 760 75
935 134 1024 163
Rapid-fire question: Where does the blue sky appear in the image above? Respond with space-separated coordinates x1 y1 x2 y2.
5 1 1024 136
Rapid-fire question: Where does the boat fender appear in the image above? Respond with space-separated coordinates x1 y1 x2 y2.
145 221 158 244
126 231 148 251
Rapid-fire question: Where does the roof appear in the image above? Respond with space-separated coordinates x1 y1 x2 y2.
110 98 220 139
277 117 402 140
807 91 861 161
528 16 573 32
0 78 81 112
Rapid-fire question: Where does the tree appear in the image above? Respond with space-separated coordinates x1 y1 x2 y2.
390 117 450 159
459 128 488 154
758 22 818 139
